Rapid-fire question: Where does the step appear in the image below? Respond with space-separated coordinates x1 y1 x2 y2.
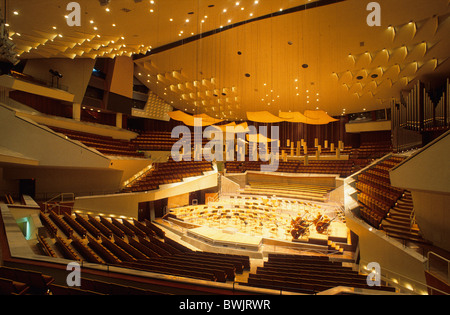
391 207 414 215
382 220 420 233
384 230 428 244
388 212 412 220
395 202 413 209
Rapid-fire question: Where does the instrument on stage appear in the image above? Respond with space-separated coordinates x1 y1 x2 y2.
289 215 311 240
315 215 336 234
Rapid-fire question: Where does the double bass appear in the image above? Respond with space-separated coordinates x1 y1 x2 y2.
289 215 311 240
315 215 335 234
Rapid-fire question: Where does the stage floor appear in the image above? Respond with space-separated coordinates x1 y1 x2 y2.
187 226 263 251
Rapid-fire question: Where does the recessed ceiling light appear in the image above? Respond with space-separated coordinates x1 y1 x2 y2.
13 11 19 15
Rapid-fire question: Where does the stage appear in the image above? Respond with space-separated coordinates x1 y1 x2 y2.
165 194 350 256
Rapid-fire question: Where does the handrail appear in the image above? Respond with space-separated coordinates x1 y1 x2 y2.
45 192 75 204
43 193 75 213
427 252 450 285
359 259 448 295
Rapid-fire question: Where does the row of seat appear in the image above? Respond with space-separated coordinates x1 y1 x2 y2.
241 254 396 294
350 142 392 159
124 160 213 193
225 160 355 177
0 266 54 295
356 157 406 229
40 211 252 285
47 126 144 158
0 265 167 295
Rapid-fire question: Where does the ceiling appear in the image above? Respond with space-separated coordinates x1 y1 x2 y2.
6 0 450 120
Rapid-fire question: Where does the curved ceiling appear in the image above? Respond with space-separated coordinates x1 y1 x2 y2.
6 0 450 120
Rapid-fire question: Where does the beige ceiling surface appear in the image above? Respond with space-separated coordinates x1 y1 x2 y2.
6 0 450 119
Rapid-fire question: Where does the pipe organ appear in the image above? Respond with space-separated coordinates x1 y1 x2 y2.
391 79 450 152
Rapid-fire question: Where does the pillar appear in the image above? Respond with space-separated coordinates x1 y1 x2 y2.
72 103 81 121
116 113 123 129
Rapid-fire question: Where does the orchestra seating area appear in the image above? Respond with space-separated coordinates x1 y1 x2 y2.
225 160 355 178
47 126 145 158
241 253 396 294
123 159 213 193
37 210 251 287
355 156 406 229
239 182 334 202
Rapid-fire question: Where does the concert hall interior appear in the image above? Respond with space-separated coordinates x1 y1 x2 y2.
0 0 449 297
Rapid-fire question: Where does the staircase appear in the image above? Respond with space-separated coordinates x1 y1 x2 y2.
381 191 428 244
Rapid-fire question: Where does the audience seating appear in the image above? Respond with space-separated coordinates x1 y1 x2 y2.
123 159 213 193
37 235 57 258
63 213 87 239
80 277 167 295
351 141 392 159
241 254 395 294
99 235 136 263
49 283 105 295
0 278 29 295
54 235 81 261
87 235 122 265
132 131 209 152
70 235 104 264
355 156 406 229
75 213 102 239
47 126 144 158
225 160 354 178
48 210 74 238
0 266 54 295
87 214 114 239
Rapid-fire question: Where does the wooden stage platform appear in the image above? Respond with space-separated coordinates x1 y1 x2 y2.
165 194 351 257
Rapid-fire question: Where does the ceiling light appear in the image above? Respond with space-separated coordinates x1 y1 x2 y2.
13 11 19 15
